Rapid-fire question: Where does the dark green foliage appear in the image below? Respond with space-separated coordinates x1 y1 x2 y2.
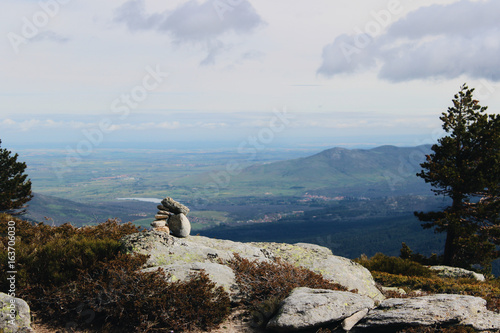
355 252 433 277
372 272 500 313
0 140 33 214
0 217 140 289
415 84 500 271
0 215 231 332
400 242 442 266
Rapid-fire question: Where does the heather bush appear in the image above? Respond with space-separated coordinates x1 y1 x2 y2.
39 254 230 332
373 271 500 313
227 254 349 327
355 252 433 277
0 217 140 289
0 215 231 332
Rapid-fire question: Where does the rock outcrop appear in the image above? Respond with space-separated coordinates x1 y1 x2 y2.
0 293 32 333
120 231 384 302
429 265 486 282
252 242 384 301
119 231 500 332
266 287 375 331
354 294 500 332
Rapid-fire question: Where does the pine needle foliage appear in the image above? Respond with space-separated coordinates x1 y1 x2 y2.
0 140 33 214
415 84 500 271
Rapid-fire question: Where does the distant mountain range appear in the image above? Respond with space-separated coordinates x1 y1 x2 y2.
25 145 436 225
173 144 434 198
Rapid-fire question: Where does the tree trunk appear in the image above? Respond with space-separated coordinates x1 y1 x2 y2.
443 195 462 266
443 226 456 266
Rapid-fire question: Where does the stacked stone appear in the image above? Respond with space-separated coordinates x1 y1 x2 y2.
151 197 191 238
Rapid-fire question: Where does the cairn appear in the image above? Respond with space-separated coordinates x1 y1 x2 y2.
151 197 191 238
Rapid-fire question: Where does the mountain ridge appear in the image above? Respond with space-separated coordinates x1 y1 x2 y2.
172 144 433 198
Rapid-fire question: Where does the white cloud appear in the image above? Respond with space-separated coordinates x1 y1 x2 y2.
318 0 500 81
114 0 264 65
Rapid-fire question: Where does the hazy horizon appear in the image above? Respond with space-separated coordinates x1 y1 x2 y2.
1 0 499 154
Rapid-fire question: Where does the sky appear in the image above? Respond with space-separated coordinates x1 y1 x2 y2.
1 0 499 151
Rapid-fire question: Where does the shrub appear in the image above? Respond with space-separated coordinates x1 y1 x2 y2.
227 254 349 328
373 271 500 313
400 242 442 266
39 254 231 332
0 217 141 289
0 216 231 332
355 253 433 277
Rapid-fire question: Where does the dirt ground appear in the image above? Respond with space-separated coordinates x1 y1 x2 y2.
30 308 266 333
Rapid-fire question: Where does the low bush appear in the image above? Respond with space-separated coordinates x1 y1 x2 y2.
37 254 231 332
355 252 433 277
0 215 231 332
372 271 500 313
0 217 140 289
227 254 349 327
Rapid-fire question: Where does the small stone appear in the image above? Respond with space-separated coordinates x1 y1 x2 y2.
157 204 168 211
154 226 170 233
151 220 167 228
168 213 191 238
342 308 369 331
157 210 172 216
161 197 190 215
155 214 170 220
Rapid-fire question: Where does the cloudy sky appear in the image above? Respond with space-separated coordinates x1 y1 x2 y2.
1 0 499 150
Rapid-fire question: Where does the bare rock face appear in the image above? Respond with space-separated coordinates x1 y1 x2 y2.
0 293 33 333
168 213 191 238
355 294 500 332
267 287 375 332
120 230 174 255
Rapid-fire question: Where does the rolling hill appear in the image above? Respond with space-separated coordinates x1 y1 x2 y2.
24 193 157 227
172 145 434 198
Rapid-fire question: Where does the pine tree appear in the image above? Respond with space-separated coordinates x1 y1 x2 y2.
415 84 500 271
0 139 33 214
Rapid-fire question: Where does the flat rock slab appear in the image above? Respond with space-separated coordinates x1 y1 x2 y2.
121 234 267 267
161 197 190 215
356 294 500 332
267 287 374 332
120 230 174 255
429 265 485 282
